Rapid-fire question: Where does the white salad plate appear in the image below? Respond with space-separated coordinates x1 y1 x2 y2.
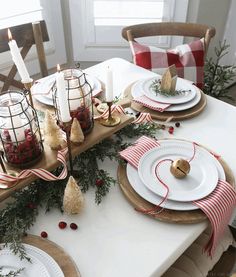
131 79 201 112
0 244 64 277
127 140 225 210
142 77 197 104
32 73 102 106
138 140 220 202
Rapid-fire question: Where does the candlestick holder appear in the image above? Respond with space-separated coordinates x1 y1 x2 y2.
22 78 34 109
100 101 121 127
62 120 74 176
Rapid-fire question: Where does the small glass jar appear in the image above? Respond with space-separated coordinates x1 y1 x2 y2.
0 90 43 168
53 68 94 134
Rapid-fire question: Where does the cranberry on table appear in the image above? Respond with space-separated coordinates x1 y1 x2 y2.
168 126 174 134
70 223 78 230
58 221 67 229
40 231 48 238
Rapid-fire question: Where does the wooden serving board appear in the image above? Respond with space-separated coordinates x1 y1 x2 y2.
0 113 133 202
123 83 207 121
23 235 80 277
117 157 235 224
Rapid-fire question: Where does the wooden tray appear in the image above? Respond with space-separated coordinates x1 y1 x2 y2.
122 83 207 121
23 235 80 277
117 157 235 224
0 112 133 202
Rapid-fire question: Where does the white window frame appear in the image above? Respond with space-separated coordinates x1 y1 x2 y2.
70 0 189 62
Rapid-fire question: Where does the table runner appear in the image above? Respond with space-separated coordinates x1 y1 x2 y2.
119 136 236 256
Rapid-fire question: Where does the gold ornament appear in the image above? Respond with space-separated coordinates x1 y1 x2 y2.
170 159 190 179
63 176 84 214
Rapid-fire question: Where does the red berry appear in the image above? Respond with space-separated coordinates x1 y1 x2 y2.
27 203 36 209
58 221 67 229
175 122 180 128
168 126 174 134
95 179 104 186
40 231 48 238
70 223 78 230
94 103 99 107
26 135 33 142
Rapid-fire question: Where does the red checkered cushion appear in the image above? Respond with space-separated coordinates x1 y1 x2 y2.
130 39 205 89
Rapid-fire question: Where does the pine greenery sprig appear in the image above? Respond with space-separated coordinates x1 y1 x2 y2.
204 40 236 101
150 79 189 97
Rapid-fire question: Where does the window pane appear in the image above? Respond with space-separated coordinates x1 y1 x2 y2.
0 0 41 19
94 1 164 26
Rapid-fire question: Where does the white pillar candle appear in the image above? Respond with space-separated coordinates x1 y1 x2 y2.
8 29 31 83
56 65 72 123
106 67 113 102
67 77 81 111
6 105 25 143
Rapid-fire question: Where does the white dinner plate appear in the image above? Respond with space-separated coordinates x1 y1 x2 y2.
0 244 64 277
32 73 102 106
142 77 197 104
127 140 225 211
138 141 219 202
131 79 201 112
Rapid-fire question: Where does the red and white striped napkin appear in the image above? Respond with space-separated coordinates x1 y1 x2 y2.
119 136 236 256
133 95 170 112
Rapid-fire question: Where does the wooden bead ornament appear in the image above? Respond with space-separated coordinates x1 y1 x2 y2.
170 159 190 179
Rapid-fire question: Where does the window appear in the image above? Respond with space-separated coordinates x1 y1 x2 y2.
0 0 42 29
70 0 189 61
0 0 67 77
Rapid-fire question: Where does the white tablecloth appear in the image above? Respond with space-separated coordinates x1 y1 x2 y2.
29 58 236 277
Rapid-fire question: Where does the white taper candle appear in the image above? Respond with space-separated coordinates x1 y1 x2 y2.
56 64 71 123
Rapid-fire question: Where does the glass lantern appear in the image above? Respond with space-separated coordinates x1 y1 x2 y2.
53 68 94 134
0 90 43 168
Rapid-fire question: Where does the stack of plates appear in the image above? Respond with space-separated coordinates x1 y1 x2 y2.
0 244 64 276
131 77 202 112
32 73 102 106
126 140 224 211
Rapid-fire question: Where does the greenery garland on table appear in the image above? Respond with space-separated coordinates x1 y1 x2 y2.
0 122 161 262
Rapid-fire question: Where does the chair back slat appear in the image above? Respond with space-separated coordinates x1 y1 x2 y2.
0 20 49 53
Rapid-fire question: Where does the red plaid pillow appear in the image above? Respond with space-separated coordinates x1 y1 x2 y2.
130 39 205 89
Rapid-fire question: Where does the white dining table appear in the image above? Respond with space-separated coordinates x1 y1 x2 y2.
29 58 236 277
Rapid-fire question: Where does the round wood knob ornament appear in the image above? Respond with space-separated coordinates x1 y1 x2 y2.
170 159 190 178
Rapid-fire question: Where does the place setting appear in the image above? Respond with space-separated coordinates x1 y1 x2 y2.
123 65 207 121
31 68 102 107
118 135 236 255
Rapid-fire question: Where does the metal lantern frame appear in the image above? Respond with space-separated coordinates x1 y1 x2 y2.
52 68 94 134
0 90 43 168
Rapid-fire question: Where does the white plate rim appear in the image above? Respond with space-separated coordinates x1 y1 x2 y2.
131 79 201 112
32 74 101 106
142 77 196 104
0 245 50 277
0 243 64 277
138 141 219 202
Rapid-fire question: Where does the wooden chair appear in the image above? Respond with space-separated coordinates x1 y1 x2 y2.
0 20 49 92
122 22 216 56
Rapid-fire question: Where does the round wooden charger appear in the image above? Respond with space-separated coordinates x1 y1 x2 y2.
23 235 80 277
117 157 235 224
123 83 207 121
